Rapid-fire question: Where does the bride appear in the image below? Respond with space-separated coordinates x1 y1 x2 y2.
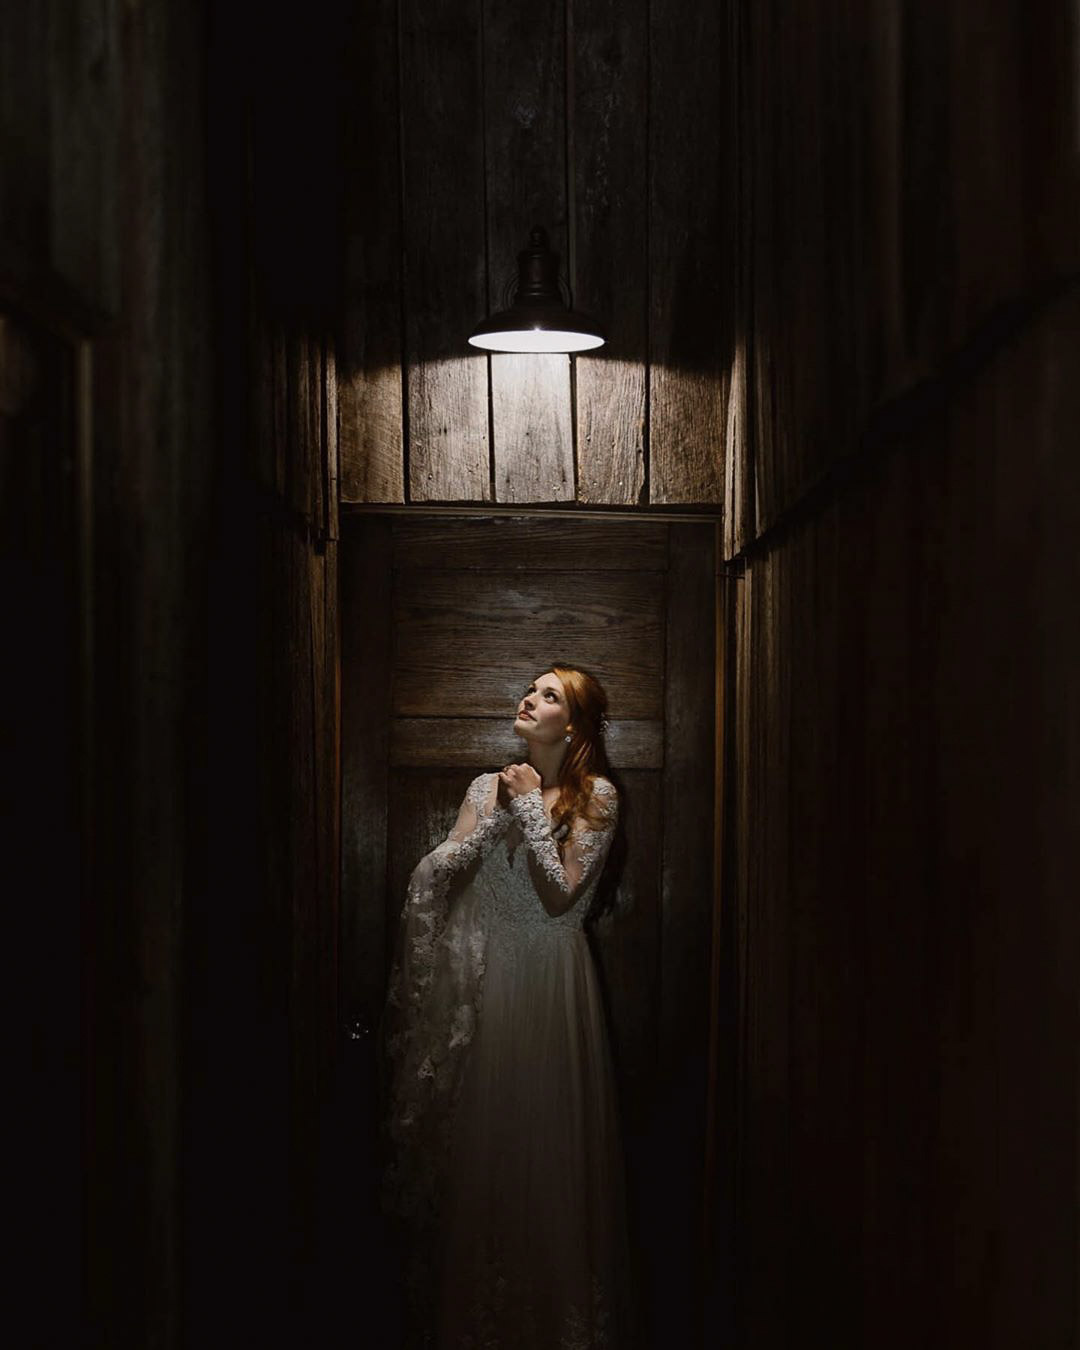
380 663 635 1348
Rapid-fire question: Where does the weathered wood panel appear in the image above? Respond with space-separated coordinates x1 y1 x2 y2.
744 1 869 534
0 3 51 278
742 0 1079 539
571 0 648 505
392 515 668 571
390 715 663 769
732 292 1080 1347
346 513 720 1350
400 0 489 501
392 569 665 719
491 353 575 502
335 0 741 512
588 768 661 1113
47 2 123 315
647 0 731 506
341 520 393 1027
588 767 662 1328
339 0 404 503
1 3 232 1345
653 522 716 1343
485 0 574 502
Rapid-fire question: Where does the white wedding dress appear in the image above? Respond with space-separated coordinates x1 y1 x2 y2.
381 771 634 1349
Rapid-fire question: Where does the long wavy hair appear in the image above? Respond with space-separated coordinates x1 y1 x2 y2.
538 663 627 919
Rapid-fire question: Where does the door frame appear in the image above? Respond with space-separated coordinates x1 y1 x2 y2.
337 504 737 1344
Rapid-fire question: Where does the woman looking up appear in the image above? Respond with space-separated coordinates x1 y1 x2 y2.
381 663 634 1348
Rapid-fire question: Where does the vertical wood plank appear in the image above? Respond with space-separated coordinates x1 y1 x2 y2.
988 295 1080 1348
723 0 752 557
491 354 574 501
47 0 122 315
272 320 288 501
324 335 339 541
945 0 1026 348
739 549 790 1347
857 448 933 1350
339 0 404 504
657 521 715 1343
703 558 738 1344
340 517 394 1027
401 0 490 501
485 0 574 503
588 766 662 1340
731 561 753 1337
647 0 731 506
570 0 647 505
589 769 661 1129
0 2 51 273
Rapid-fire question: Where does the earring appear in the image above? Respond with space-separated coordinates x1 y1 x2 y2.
565 733 572 743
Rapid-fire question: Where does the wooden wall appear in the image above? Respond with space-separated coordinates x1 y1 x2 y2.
338 0 739 512
210 3 346 1339
340 515 717 1346
9 0 1076 1344
724 2 1079 1345
2 2 346 1345
2 2 216 1345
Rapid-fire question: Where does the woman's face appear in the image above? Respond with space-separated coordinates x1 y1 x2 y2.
514 671 570 745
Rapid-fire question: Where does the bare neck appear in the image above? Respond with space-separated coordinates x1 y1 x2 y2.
528 741 567 790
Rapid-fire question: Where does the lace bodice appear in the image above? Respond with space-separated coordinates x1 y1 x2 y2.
464 771 618 933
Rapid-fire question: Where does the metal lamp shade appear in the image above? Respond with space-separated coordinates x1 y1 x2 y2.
468 227 605 354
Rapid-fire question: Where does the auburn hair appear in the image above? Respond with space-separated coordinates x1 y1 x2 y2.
539 663 627 919
541 663 613 835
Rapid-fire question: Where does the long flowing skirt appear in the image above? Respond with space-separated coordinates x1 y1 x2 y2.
434 922 635 1349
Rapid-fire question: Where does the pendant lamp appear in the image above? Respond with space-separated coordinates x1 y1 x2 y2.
468 226 605 353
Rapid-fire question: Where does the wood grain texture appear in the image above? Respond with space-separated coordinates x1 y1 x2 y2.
392 515 668 571
491 352 575 502
654 522 716 1343
732 293 1080 1347
340 517 394 1027
571 0 647 505
390 716 663 769
588 770 661 1122
702 566 737 1339
392 568 665 718
46 0 122 315
647 0 731 506
271 322 288 500
0 2 51 276
4 2 224 1341
483 0 573 503
400 0 489 501
740 0 1079 543
324 336 339 541
744 1 867 533
346 513 721 1349
339 0 404 504
588 767 662 1331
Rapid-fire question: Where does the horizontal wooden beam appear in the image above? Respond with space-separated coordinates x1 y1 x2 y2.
392 516 669 571
390 717 664 769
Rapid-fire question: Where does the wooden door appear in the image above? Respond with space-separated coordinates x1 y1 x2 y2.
341 512 717 1345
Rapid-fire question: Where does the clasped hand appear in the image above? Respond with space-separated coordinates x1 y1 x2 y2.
498 762 542 805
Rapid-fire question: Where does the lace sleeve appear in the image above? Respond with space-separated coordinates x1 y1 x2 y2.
426 771 509 883
380 772 508 1229
507 776 618 906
